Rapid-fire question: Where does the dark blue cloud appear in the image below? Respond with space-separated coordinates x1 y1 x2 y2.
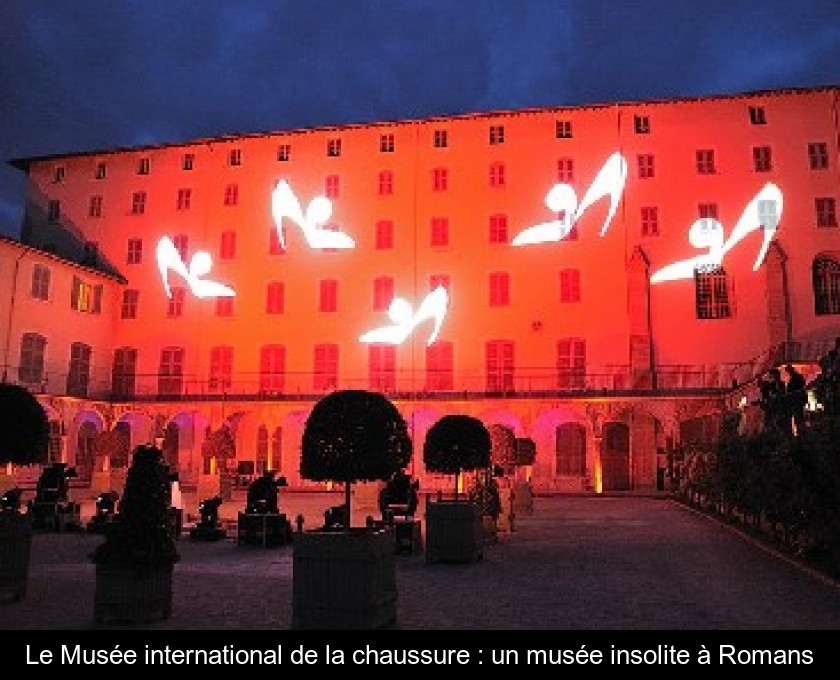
1 0 838 238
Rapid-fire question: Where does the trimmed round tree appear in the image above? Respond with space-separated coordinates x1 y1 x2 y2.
0 383 50 470
515 437 537 467
424 414 491 498
301 390 412 531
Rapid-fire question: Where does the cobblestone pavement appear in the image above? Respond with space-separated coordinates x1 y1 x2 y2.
2 492 840 630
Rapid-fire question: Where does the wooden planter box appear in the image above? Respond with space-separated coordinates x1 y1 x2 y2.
292 526 396 630
93 563 174 624
425 499 483 564
0 512 33 601
237 512 291 548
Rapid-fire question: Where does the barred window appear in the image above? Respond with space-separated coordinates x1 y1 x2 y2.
695 266 731 319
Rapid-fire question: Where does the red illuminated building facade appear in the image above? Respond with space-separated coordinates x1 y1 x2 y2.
1 85 838 495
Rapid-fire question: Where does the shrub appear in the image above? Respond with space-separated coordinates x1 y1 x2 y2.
91 444 180 570
423 414 491 497
300 390 412 530
0 383 49 467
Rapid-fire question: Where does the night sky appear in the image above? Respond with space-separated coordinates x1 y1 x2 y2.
1 0 838 239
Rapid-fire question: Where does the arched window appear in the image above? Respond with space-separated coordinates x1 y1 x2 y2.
256 424 269 474
555 423 586 476
813 256 840 315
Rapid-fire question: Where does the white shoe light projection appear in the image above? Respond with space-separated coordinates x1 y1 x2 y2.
359 286 449 346
650 183 783 284
156 236 235 298
271 179 356 251
512 152 628 246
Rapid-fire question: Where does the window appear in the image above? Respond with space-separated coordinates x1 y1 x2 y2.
167 287 186 318
215 297 234 317
31 264 51 301
430 217 449 247
698 202 719 220
137 157 151 175
314 343 338 390
753 146 772 172
228 148 242 166
182 153 194 170
555 120 573 139
489 214 508 244
131 191 146 215
559 269 581 303
637 154 655 179
47 200 60 223
127 238 143 264
808 142 829 170
373 276 394 312
70 276 102 314
259 345 286 393
266 281 285 314
223 183 239 206
208 345 233 392
756 201 779 236
489 125 505 145
269 226 286 255
696 149 716 174
556 157 574 182
18 333 46 384
368 345 396 392
813 257 840 315
378 170 394 195
158 347 184 395
425 342 453 391
173 234 188 261
429 273 450 292
375 220 394 249
816 198 837 228
489 162 506 188
485 340 514 392
325 174 340 199
634 115 650 134
327 138 342 157
67 342 92 397
270 426 283 472
176 188 192 211
749 106 766 125
695 266 731 319
95 162 107 179
640 206 659 237
120 290 139 319
112 347 137 398
433 129 448 148
432 167 448 191
557 338 586 389
219 230 236 259
277 144 291 161
319 279 338 312
53 166 66 183
489 271 510 307
380 134 395 152
82 241 98 267
556 423 586 476
88 195 103 218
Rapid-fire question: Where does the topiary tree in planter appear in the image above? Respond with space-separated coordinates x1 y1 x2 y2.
90 444 180 623
294 389 412 629
423 414 491 563
0 383 49 600
423 414 491 498
300 389 412 530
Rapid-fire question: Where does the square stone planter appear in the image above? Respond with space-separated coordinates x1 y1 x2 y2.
292 526 396 630
0 512 32 601
93 563 174 624
425 499 483 564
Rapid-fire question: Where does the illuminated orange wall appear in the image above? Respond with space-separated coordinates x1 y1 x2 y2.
17 87 838 395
